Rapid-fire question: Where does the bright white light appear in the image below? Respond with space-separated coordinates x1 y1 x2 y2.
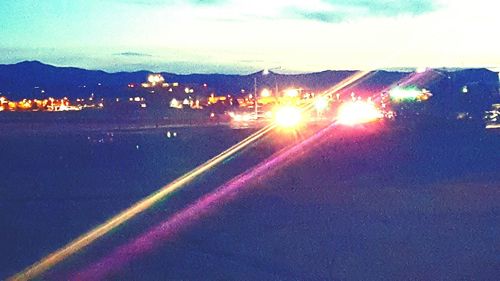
314 96 329 112
416 67 427 73
170 98 182 109
261 88 271 97
242 113 252 122
285 89 299 97
337 101 382 126
274 106 302 128
148 74 164 84
233 114 242 122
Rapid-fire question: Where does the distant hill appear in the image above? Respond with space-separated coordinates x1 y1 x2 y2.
0 61 497 100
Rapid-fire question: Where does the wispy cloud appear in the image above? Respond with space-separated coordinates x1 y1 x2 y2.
292 0 437 23
114 0 225 6
114 52 153 57
293 11 347 23
332 0 437 16
190 0 226 5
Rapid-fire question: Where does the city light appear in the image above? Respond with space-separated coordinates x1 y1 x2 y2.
314 96 329 112
261 88 271 97
147 74 165 84
389 87 423 102
285 88 299 97
336 101 382 126
9 72 374 281
274 105 302 128
170 98 182 109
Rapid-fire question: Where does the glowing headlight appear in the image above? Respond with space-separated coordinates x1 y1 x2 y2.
274 106 302 128
337 101 382 126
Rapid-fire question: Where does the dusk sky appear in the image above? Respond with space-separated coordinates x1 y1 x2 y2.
0 0 498 74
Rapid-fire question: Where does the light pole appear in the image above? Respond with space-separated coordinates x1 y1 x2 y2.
264 67 281 96
254 77 258 118
254 67 281 118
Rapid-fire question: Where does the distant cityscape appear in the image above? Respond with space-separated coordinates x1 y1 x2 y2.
0 61 498 128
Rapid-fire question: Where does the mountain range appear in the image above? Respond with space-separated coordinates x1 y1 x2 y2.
0 61 497 100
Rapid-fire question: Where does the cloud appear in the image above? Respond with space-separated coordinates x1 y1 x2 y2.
190 0 226 5
336 0 437 16
114 52 153 57
292 0 437 23
295 11 347 23
114 0 225 6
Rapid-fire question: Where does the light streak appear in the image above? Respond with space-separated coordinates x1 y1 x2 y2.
320 71 371 100
73 121 338 280
307 71 372 114
10 70 372 281
9 124 275 281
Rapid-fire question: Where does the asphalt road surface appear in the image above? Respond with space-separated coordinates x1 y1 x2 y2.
1 124 499 280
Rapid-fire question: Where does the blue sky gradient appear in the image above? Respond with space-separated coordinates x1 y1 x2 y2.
0 0 498 73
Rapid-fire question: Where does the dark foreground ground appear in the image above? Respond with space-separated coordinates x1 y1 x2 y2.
1 123 499 280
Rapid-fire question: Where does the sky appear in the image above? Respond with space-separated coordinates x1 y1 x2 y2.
0 0 499 74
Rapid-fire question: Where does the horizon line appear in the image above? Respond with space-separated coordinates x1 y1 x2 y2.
1 60 499 76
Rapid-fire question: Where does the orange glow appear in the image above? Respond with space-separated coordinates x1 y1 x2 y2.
337 101 382 126
8 102 17 110
208 95 227 104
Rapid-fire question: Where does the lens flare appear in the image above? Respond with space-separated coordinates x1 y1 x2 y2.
8 124 275 281
336 101 382 126
9 71 373 281
274 106 302 128
72 121 339 281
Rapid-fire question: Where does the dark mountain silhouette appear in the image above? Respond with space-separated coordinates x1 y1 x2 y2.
0 61 497 102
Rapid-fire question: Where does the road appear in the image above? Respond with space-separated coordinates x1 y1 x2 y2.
1 124 499 280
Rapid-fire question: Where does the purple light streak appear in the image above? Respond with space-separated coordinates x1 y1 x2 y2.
72 124 336 280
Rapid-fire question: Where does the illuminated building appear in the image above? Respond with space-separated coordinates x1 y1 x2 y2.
141 73 167 88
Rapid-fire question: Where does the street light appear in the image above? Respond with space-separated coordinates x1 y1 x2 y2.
254 66 281 118
264 66 281 96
